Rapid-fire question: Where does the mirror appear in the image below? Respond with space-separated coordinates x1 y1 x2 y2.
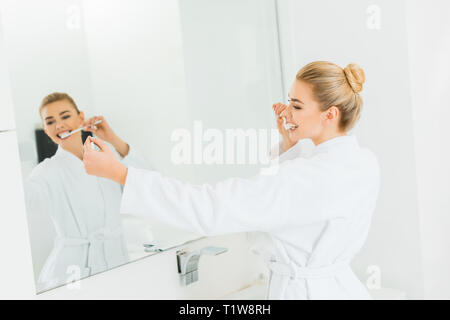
0 0 282 293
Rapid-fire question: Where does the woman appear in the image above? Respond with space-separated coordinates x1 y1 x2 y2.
83 62 380 299
26 92 140 292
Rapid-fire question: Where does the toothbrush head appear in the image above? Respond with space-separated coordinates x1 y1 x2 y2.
282 117 293 130
59 131 72 139
282 117 299 130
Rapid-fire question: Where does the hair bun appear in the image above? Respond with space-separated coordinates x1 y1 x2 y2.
344 63 365 94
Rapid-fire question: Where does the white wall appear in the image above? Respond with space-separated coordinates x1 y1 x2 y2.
405 0 450 300
276 0 424 298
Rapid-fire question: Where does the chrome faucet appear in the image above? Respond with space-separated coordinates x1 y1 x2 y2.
176 246 228 286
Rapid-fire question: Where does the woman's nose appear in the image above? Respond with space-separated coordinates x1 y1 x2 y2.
55 121 65 130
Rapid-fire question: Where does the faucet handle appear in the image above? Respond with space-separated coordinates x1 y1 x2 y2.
176 246 228 286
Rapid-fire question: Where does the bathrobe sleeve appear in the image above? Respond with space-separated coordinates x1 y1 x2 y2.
120 156 329 236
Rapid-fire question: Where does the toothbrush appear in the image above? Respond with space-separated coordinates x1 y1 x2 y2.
60 120 103 139
282 117 296 130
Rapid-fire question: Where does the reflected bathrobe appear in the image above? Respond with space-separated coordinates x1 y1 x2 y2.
120 135 380 299
25 144 143 292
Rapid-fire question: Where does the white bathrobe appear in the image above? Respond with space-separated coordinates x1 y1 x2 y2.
120 135 380 299
25 143 143 292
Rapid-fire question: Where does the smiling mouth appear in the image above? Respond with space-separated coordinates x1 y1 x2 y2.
285 123 299 131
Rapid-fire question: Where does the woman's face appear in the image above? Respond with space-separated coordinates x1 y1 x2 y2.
41 99 84 146
282 80 339 143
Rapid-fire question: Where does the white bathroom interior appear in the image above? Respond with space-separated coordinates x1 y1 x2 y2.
0 0 449 299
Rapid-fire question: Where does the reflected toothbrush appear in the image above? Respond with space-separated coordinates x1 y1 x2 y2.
60 120 103 139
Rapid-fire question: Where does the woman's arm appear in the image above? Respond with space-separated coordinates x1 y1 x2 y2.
83 137 325 236
108 135 129 158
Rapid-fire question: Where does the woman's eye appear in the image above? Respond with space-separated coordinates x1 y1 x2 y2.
293 106 302 110
62 115 71 120
46 121 54 125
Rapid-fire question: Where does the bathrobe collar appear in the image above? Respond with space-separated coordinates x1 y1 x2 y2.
55 145 84 164
314 135 358 154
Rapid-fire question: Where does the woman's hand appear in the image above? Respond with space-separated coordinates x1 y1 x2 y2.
83 115 115 142
83 115 130 158
83 136 128 185
272 103 296 152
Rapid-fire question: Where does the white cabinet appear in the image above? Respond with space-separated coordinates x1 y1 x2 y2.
0 131 35 298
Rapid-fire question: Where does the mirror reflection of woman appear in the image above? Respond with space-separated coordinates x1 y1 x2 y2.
26 93 138 292
84 61 380 300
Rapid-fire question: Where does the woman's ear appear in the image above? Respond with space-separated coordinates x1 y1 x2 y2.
324 106 340 121
79 111 85 122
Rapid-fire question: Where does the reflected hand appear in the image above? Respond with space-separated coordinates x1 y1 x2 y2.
83 115 115 143
83 136 128 185
83 116 130 158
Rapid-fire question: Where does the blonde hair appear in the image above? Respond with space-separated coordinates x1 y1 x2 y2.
39 92 80 117
296 61 366 132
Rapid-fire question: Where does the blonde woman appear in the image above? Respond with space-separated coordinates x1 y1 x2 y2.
26 93 141 291
83 62 380 300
